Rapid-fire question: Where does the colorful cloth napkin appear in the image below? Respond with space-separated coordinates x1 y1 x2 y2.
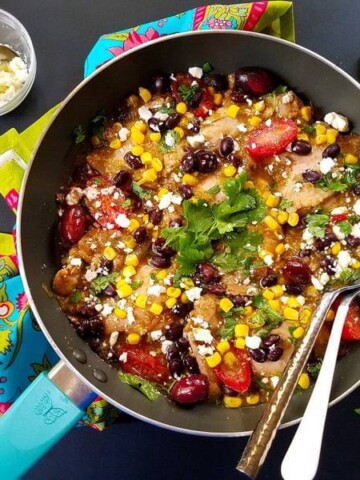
0 2 294 428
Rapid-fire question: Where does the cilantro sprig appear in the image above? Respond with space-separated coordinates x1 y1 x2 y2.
118 372 160 401
305 212 330 238
90 272 119 295
178 83 200 104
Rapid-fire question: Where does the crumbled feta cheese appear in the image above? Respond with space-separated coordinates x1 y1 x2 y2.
84 186 99 200
319 272 330 286
281 91 294 104
70 258 82 266
150 330 162 341
245 335 262 349
158 192 173 210
119 352 128 363
237 123 248 133
95 304 103 312
187 133 205 148
296 295 306 306
246 98 253 106
193 328 213 344
351 223 360 238
126 306 135 324
109 331 119 347
263 255 273 266
154 111 169 121
333 224 346 240
0 56 29 107
265 119 272 127
324 112 349 132
292 182 303 192
66 187 83 205
161 340 173 354
353 200 360 215
319 157 336 175
311 276 324 291
337 250 352 269
164 131 176 148
118 127 130 141
102 304 114 316
270 376 280 388
138 106 152 122
147 285 166 296
115 213 130 228
85 269 98 282
188 66 203 79
185 287 203 302
198 345 214 357
171 194 183 205
331 206 347 215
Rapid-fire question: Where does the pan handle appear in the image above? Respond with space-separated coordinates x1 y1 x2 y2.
0 361 96 479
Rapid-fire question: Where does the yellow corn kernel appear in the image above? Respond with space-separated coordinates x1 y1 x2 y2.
292 326 305 339
151 157 163 172
223 165 237 177
268 299 281 312
235 324 249 338
223 351 237 368
326 128 338 144
134 120 147 133
227 104 240 119
216 340 230 355
315 134 327 145
271 285 284 298
249 116 262 127
131 144 144 156
128 219 140 232
127 333 140 345
176 102 187 114
140 151 152 164
109 138 121 150
353 261 360 269
205 352 222 368
264 215 280 231
266 194 280 208
156 270 167 280
246 393 260 405
297 133 309 142
174 127 185 139
262 289 275 301
245 180 255 190
213 93 223 106
284 306 299 321
131 127 145 144
142 214 149 223
287 297 300 308
224 396 242 408
114 308 127 319
244 306 253 316
331 242 341 255
300 308 312 325
219 298 234 313
300 106 312 122
167 287 182 298
288 212 299 227
326 309 335 321
345 153 358 165
182 173 198 186
275 243 285 255
158 188 169 200
138 168 157 185
269 207 279 219
150 303 163 315
139 87 152 103
117 284 133 298
181 292 189 303
125 254 139 267
149 131 162 143
135 294 147 309
235 337 246 349
165 297 177 309
103 246 117 261
306 286 318 297
298 372 310 390
182 278 194 290
125 238 136 249
315 123 327 135
122 265 136 278
253 101 265 113
277 211 289 225
91 135 101 146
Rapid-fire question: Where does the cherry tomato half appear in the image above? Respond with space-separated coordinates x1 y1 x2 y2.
214 348 252 393
118 343 170 383
341 301 360 341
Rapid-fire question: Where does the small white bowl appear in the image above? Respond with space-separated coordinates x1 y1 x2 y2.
0 9 36 115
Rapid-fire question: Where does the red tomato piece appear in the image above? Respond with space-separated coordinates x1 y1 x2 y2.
194 91 216 119
94 194 127 229
119 343 170 383
214 348 252 393
341 301 360 341
246 118 298 159
331 213 348 223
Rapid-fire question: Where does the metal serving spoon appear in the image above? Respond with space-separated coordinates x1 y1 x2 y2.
281 289 359 480
236 280 360 479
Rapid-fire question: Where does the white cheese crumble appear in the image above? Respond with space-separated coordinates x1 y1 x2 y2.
109 331 119 347
319 157 336 175
0 56 29 107
185 287 203 302
245 335 262 349
118 127 130 141
66 187 83 205
85 269 98 282
198 345 214 357
115 213 130 228
150 330 162 341
281 91 294 104
193 328 213 344
138 106 152 122
237 123 248 133
263 254 273 266
333 224 346 240
337 250 352 269
187 133 205 148
147 285 166 296
324 112 349 132
70 258 82 266
351 223 360 238
126 306 135 324
331 206 347 215
311 276 324 291
119 352 128 363
188 66 203 79
102 304 114 316
84 186 99 200
353 199 360 215
161 340 173 354
158 192 173 210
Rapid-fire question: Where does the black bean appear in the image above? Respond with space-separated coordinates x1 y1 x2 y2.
117 104 130 123
248 348 267 363
165 323 184 341
100 258 113 273
299 249 312 258
78 305 98 318
88 337 101 353
302 169 322 184
197 262 219 283
284 284 303 295
124 152 143 170
204 283 226 295
260 274 278 288
113 169 132 190
262 334 280 347
133 226 148 244
188 90 203 108
353 184 360 196
345 235 360 248
152 237 176 258
181 152 196 173
176 336 190 353
230 89 247 104
267 346 284 362
165 113 180 130
183 355 200 374
195 150 218 173
320 256 337 275
230 295 247 308
148 117 165 133
314 232 337 251
103 283 117 297
322 143 340 159
179 184 193 200
149 255 171 268
169 218 184 228
220 137 234 157
166 343 180 361
291 139 312 155
130 194 142 211
221 384 239 397
169 358 184 378
148 208 162 225
227 153 242 168
204 73 229 91
75 316 103 339
234 67 276 96
171 302 192 318
152 74 169 93
187 120 200 134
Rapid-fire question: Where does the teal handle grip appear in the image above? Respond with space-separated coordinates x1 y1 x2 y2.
0 371 84 480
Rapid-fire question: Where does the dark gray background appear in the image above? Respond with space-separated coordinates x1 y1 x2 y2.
1 1 360 479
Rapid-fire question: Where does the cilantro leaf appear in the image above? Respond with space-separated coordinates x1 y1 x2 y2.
90 112 106 139
90 272 119 295
338 221 352 235
118 371 160 401
202 62 213 74
156 105 176 114
178 83 200 104
273 85 288 94
70 290 81 304
305 212 330 238
252 296 283 326
302 124 316 134
307 359 322 379
206 185 220 195
279 199 293 210
212 253 240 273
339 268 360 285
132 181 151 199
222 172 247 202
183 200 214 235
218 318 237 339
213 231 263 273
316 173 348 192
72 125 85 144
247 310 267 329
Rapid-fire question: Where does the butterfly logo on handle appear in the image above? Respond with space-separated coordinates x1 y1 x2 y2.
34 391 67 425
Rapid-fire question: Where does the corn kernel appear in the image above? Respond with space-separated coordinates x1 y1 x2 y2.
315 123 327 135
150 303 163 315
271 285 284 298
269 207 279 218
235 324 249 338
266 194 280 208
275 243 285 255
109 138 121 149
140 151 152 164
114 308 127 319
268 299 281 312
128 219 140 232
135 294 147 309
331 242 341 255
131 127 145 144
182 173 198 186
91 135 101 146
165 297 177 309
117 284 133 298
288 212 299 227
227 104 240 119
246 393 260 405
264 215 280 231
181 292 189 303
353 261 360 269
277 211 289 225
297 133 309 141
223 351 237 368
298 372 310 390
249 116 262 127
213 93 223 106
292 326 305 339
131 144 144 156
300 106 312 122
244 306 253 316
315 134 327 145
284 306 299 321
138 168 157 185
152 229 159 240
263 289 275 300
176 102 187 114
326 128 338 144
216 340 230 355
254 101 265 113
345 153 358 165
167 287 182 298
156 270 167 280
142 214 149 223
151 157 163 172
125 238 136 249
245 180 255 190
182 279 194 290
205 352 222 368
224 396 242 408
326 309 335 321
259 249 269 260
158 188 169 200
235 337 246 349
138 87 152 103
174 127 185 139
122 265 136 278
125 254 139 267
306 286 318 297
127 333 140 345
149 132 162 142
103 246 117 261
223 165 237 177
300 308 312 325
287 297 300 308
218 298 234 313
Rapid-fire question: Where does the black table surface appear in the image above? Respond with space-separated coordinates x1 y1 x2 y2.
1 1 360 479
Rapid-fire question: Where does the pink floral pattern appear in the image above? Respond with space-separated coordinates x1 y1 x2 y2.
207 18 232 29
16 292 27 311
108 28 161 57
